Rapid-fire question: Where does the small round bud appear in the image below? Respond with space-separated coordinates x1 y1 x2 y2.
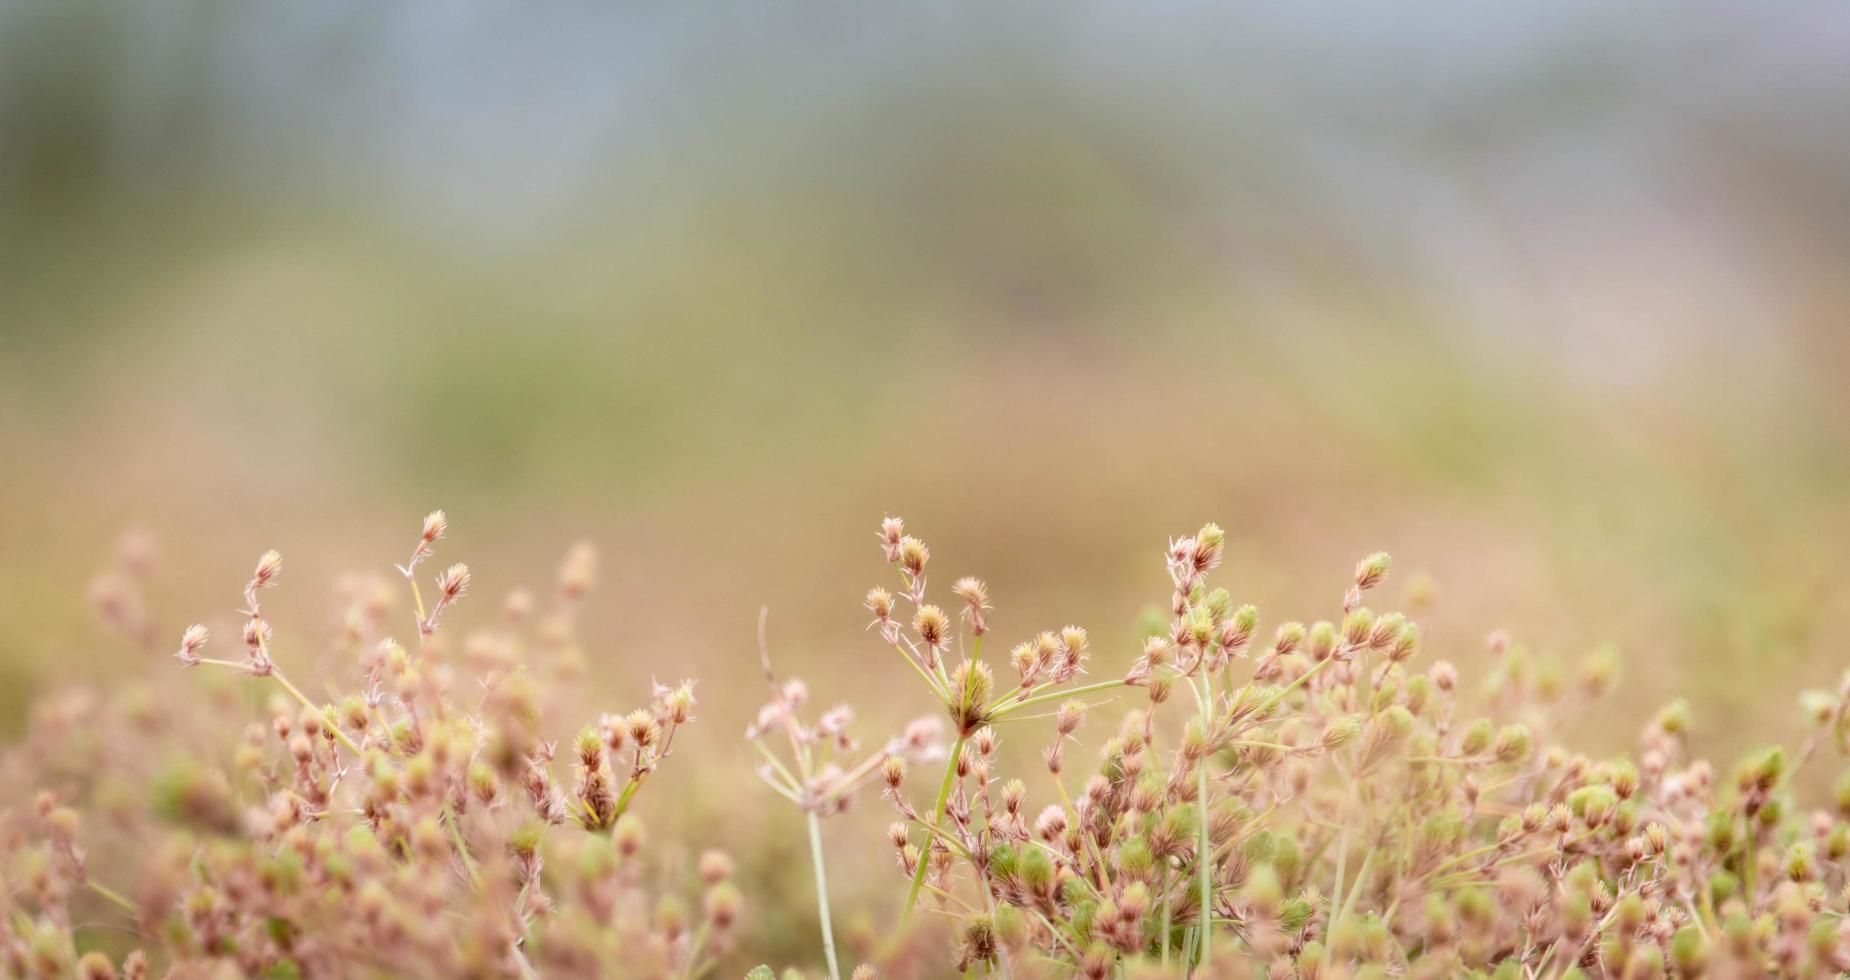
698 850 734 884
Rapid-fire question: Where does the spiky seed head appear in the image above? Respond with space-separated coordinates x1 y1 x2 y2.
1354 552 1391 590
878 516 905 560
1222 604 1259 649
1148 669 1175 705
946 660 993 735
574 727 603 768
1139 635 1170 670
1187 606 1214 647
1368 611 1405 650
598 712 628 753
1035 805 1067 841
1430 660 1458 692
175 624 209 666
1010 642 1037 681
865 587 894 621
1342 608 1374 648
252 550 284 588
1322 715 1363 751
664 683 696 724
913 604 949 649
1274 622 1306 656
1307 621 1337 661
898 536 929 576
959 917 998 967
436 563 470 600
881 754 907 788
1194 523 1226 570
626 709 660 749
1494 724 1533 765
952 577 991 634
1460 719 1495 756
421 510 447 544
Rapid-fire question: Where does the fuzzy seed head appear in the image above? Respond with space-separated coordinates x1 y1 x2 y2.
436 563 470 600
952 577 990 635
913 604 949 649
878 517 905 560
626 709 660 749
1194 523 1226 570
1274 622 1306 656
252 549 284 588
898 536 929 576
175 623 209 665
1355 551 1391 590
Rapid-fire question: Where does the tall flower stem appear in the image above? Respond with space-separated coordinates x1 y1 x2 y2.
808 810 842 980
903 730 968 923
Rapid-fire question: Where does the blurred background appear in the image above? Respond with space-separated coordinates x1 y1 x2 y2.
3 0 1849 965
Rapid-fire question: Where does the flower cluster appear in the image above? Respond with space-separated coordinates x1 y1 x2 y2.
0 513 734 979
847 518 1850 980
8 513 1850 980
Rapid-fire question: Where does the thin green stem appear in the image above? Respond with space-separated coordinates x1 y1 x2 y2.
444 806 483 889
86 879 140 918
1159 866 1172 969
1332 848 1374 937
808 810 842 980
1257 654 1335 714
995 679 1126 718
903 731 968 923
1329 824 1348 941
271 669 363 756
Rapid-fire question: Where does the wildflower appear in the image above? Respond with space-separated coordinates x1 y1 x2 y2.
174 623 209 667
